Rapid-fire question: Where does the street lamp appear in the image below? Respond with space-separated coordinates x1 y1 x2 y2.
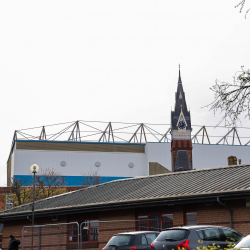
30 164 39 226
30 164 39 250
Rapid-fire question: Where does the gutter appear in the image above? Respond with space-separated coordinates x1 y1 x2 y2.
217 197 233 229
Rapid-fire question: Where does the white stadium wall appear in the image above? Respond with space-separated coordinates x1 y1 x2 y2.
193 144 250 169
12 149 148 186
10 141 250 186
145 142 171 170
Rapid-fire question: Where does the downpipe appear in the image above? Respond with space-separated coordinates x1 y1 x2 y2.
217 197 233 229
27 215 39 225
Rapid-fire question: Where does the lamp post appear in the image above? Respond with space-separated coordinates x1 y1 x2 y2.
30 164 39 225
30 164 39 250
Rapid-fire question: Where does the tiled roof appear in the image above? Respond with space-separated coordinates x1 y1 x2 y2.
1 164 250 218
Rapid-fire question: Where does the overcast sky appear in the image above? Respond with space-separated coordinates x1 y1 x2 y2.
0 0 250 186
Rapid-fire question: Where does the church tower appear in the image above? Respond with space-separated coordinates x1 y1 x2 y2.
171 67 193 172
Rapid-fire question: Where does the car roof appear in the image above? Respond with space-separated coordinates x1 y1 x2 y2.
164 225 233 230
115 231 159 235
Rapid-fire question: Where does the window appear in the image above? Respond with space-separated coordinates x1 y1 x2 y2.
157 230 189 241
80 220 99 242
149 214 161 231
107 235 134 247
137 210 173 231
221 229 242 242
138 216 149 230
68 223 78 243
204 228 222 241
69 219 99 244
185 212 197 225
162 214 173 229
145 233 158 244
196 230 205 240
89 220 99 241
141 235 148 245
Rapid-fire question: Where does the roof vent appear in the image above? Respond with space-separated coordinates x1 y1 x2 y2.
128 162 134 168
95 161 101 167
60 161 66 166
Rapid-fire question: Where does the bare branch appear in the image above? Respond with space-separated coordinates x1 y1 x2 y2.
235 0 250 18
80 170 101 187
206 67 250 126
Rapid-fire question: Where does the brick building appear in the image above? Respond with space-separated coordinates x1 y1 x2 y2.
1 164 250 250
0 187 12 211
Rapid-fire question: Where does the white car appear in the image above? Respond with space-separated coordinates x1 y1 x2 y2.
234 235 250 250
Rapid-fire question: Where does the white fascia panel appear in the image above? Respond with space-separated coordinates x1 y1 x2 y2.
13 150 148 177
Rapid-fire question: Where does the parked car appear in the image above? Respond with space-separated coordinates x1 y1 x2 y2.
150 225 244 250
234 234 250 249
103 231 160 250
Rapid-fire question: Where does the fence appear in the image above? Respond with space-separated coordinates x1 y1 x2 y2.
22 222 79 250
22 218 173 250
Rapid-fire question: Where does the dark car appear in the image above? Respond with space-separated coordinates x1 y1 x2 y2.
103 231 160 250
150 225 244 250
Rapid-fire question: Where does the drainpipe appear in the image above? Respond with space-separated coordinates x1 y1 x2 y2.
27 215 39 225
27 215 32 223
217 197 233 229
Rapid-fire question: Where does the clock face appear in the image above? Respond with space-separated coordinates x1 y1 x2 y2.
178 121 186 129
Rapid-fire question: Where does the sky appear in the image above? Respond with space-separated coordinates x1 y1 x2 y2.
0 0 250 186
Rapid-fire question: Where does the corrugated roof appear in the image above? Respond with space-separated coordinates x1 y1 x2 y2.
1 164 250 217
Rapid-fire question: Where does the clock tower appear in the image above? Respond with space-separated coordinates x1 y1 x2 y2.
171 67 193 172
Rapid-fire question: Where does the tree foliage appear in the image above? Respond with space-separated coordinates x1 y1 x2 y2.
10 168 67 207
208 66 250 126
35 168 67 200
10 178 33 207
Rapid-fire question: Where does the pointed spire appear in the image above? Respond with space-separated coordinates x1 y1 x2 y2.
178 64 182 84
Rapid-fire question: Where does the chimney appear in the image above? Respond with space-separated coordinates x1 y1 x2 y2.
228 155 237 165
238 159 242 164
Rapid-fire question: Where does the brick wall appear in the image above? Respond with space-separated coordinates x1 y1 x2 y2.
1 200 250 250
173 204 185 227
98 208 136 250
2 215 67 250
197 199 250 236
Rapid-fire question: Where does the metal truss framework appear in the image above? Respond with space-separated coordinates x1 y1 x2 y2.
11 120 250 147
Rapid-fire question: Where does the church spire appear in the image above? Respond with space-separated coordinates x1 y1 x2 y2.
171 66 191 131
178 64 182 84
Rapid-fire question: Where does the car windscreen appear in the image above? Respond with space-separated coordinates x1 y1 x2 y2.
235 235 250 248
156 230 190 241
107 235 134 247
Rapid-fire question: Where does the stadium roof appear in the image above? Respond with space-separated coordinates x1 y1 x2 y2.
1 164 250 220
